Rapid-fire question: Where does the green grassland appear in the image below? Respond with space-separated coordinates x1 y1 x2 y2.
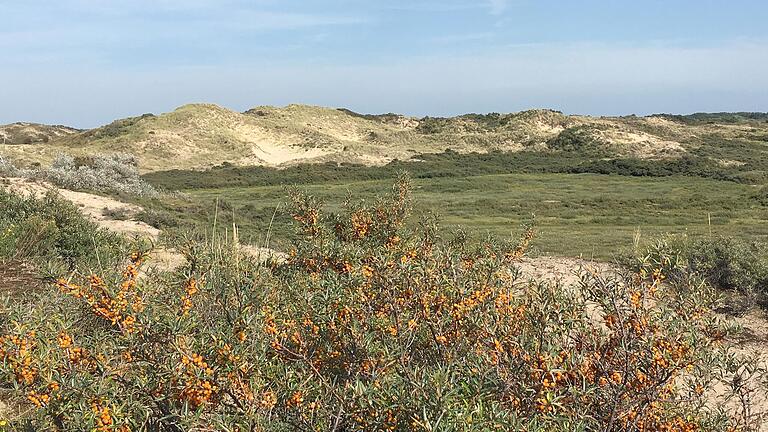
138 150 768 260
188 173 768 259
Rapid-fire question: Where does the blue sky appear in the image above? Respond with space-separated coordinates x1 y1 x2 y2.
1 0 767 128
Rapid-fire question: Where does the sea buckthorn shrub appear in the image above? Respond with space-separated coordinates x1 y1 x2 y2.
0 175 764 431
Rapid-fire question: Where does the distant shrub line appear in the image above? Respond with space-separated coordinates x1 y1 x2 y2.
144 150 750 191
654 112 768 125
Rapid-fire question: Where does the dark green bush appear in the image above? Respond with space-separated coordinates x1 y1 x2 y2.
633 235 768 305
136 208 180 229
0 190 125 269
415 116 449 134
753 186 768 206
656 112 768 125
687 237 768 297
143 150 760 192
547 126 607 155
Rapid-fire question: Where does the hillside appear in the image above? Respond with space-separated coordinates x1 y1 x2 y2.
0 122 80 145
1 105 767 172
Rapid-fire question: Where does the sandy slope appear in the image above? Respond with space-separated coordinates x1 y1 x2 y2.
0 122 79 145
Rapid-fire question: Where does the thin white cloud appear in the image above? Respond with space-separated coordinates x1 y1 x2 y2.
432 32 494 43
382 1 479 12
36 0 270 14
488 0 508 15
224 11 366 30
0 1 366 35
0 4 367 59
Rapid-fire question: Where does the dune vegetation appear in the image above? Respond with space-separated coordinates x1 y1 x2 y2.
1 108 768 430
2 105 767 172
0 175 766 430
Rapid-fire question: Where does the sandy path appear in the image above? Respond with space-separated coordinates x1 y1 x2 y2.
514 255 616 286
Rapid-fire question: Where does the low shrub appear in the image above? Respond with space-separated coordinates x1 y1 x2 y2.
102 207 134 221
38 153 160 198
0 189 124 269
0 156 23 177
547 126 608 156
2 152 160 198
634 235 768 306
136 208 180 229
753 186 768 206
688 237 768 296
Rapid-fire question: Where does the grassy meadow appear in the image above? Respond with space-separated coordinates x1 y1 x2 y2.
138 151 768 259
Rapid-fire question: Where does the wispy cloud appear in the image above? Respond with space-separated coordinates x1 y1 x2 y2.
0 1 367 64
488 0 508 15
1 0 767 126
214 11 366 31
0 1 366 33
382 1 480 13
385 0 509 15
432 32 494 43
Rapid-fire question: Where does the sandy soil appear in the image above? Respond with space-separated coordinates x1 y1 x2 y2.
729 309 768 427
514 255 617 286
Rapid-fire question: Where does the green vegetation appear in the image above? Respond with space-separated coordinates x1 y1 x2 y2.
4 109 768 430
0 189 124 270
546 126 606 155
635 235 768 308
656 112 768 125
83 114 156 140
0 178 765 430
333 108 405 123
138 151 768 259
145 147 767 189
